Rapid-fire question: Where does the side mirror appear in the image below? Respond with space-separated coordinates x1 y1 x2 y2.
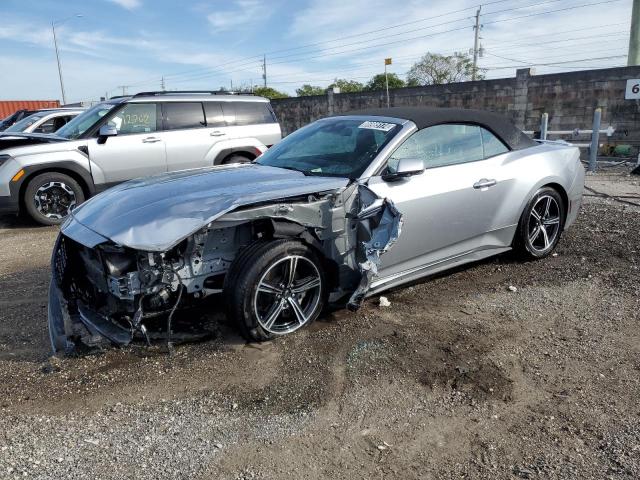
383 157 424 181
97 124 118 144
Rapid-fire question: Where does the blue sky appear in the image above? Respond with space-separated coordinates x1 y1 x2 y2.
0 0 633 103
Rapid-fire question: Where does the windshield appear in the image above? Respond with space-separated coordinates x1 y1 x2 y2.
55 102 119 139
256 118 401 178
5 113 47 132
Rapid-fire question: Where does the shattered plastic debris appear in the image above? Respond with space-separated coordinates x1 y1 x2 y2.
347 197 403 310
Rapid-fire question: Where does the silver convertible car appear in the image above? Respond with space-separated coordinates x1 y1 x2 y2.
48 107 584 353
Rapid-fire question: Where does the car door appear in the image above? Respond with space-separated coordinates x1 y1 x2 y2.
160 102 222 171
87 102 167 184
366 123 512 279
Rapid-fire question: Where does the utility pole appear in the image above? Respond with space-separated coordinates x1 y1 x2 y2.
117 85 128 96
161 76 166 91
51 15 82 105
472 5 482 81
52 22 66 104
262 54 267 88
629 0 640 65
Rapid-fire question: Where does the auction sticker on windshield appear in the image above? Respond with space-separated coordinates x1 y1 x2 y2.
359 121 396 131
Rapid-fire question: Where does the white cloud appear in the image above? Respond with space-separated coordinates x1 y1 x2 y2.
207 0 270 32
107 0 142 10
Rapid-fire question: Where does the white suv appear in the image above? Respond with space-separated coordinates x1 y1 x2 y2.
0 91 281 225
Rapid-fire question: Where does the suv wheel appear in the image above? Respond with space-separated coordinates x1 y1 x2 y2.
224 240 324 341
24 172 85 226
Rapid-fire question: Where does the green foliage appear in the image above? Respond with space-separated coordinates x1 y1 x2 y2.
328 78 364 93
407 52 485 86
253 86 290 99
296 84 325 96
364 73 406 91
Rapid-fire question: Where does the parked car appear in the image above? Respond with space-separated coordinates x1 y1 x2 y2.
0 109 38 131
2 108 84 134
48 107 585 354
0 91 281 225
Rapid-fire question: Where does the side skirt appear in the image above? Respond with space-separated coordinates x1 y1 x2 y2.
365 245 512 297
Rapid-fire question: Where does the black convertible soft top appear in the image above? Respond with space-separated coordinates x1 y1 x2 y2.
338 107 536 151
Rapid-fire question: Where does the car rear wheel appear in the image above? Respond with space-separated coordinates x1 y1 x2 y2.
23 172 85 226
224 240 324 341
514 186 565 259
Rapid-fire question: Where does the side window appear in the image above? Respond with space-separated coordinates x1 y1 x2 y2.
163 102 206 130
223 101 274 126
389 124 484 171
203 102 225 127
109 103 158 134
481 128 509 158
34 118 56 134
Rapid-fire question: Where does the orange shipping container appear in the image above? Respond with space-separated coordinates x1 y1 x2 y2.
0 100 61 119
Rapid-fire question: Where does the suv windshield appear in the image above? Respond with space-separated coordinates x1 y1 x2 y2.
256 118 400 178
5 112 47 132
55 102 119 139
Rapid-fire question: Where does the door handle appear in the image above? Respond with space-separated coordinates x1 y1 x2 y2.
142 137 161 143
473 178 497 189
210 131 226 137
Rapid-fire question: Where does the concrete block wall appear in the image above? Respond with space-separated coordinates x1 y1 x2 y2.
271 66 640 151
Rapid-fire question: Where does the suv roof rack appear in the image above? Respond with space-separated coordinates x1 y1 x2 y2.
132 90 255 97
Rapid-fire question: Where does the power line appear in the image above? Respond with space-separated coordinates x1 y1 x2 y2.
120 0 572 88
483 54 628 68
138 0 518 84
109 0 628 93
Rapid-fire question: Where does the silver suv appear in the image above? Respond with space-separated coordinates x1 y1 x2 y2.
0 91 281 225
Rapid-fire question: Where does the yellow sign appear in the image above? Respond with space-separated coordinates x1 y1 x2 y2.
384 58 392 65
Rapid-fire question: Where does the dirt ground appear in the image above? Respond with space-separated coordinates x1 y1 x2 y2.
0 169 638 479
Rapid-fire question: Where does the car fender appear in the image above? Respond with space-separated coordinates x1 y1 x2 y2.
7 151 96 203
501 144 578 228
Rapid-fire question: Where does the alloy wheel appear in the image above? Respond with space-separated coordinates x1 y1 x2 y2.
253 255 322 335
527 195 561 252
33 181 77 220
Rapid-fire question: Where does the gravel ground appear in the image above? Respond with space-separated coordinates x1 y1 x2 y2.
0 170 638 479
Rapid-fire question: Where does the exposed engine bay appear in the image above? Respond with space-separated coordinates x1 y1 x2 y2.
49 182 402 354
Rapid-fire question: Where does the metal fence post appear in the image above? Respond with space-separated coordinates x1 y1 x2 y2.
540 112 548 140
588 108 601 172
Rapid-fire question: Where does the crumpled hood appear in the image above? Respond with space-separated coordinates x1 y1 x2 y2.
67 163 349 251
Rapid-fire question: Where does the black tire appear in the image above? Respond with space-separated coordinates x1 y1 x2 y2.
513 186 565 260
23 172 85 226
224 239 325 341
222 155 251 165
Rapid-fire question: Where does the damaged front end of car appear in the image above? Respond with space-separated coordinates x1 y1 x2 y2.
48 181 402 355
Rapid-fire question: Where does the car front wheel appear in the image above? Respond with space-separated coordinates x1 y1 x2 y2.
514 186 565 259
23 172 85 226
224 240 325 341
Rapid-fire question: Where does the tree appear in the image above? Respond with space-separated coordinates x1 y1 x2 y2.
296 84 325 96
328 78 364 93
253 86 289 99
407 52 484 86
364 73 406 91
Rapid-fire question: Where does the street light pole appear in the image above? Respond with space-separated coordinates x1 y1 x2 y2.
52 22 66 105
51 14 82 105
